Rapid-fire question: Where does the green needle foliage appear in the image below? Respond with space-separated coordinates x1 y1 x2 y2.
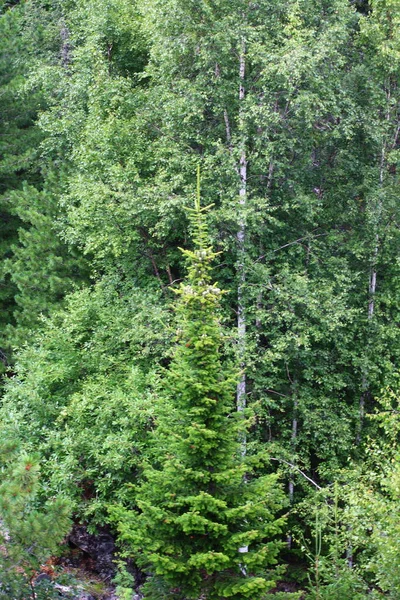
112 170 286 600
0 441 72 600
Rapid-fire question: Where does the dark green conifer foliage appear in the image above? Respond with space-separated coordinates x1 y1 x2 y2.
0 0 88 354
0 441 71 599
113 170 286 600
0 1 43 358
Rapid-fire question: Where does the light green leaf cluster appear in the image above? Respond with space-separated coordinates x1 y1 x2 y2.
0 278 170 524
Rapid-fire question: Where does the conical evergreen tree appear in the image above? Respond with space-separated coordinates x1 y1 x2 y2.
113 170 286 600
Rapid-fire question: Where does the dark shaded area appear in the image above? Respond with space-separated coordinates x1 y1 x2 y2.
353 0 371 14
68 525 117 581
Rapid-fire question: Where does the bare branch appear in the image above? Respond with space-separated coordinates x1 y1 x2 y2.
270 458 322 490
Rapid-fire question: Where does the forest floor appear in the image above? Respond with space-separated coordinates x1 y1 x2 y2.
35 553 121 600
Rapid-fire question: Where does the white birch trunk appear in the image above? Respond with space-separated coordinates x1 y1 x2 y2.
357 180 383 444
357 84 392 447
287 379 298 549
289 397 298 506
237 41 247 462
357 237 379 445
237 40 247 419
60 21 71 68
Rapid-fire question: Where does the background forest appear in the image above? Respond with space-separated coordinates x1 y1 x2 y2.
1 0 400 598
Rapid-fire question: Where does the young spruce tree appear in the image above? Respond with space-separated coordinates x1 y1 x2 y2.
113 170 286 600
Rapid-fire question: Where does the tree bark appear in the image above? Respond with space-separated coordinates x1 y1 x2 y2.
357 83 392 445
60 22 71 68
237 39 247 459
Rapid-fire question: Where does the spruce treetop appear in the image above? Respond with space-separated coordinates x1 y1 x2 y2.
112 169 286 600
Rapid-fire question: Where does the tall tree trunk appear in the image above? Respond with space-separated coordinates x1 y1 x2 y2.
357 237 379 445
237 39 247 457
356 89 389 444
60 21 71 68
287 380 298 549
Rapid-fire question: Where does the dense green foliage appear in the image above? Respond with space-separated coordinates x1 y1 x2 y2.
111 188 287 599
0 440 71 599
0 0 400 597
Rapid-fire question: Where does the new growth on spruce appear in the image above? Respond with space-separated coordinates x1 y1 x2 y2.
113 168 286 599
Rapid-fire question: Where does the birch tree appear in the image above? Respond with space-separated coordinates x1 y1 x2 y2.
355 0 400 442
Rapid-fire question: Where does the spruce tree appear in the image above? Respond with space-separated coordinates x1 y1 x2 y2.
113 170 286 600
0 441 72 599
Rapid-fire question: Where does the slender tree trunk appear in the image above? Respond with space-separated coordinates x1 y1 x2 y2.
368 242 378 319
357 237 378 445
60 21 71 68
289 397 298 507
223 40 246 454
357 163 384 443
237 41 248 560
353 91 395 574
237 39 247 427
287 376 298 549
